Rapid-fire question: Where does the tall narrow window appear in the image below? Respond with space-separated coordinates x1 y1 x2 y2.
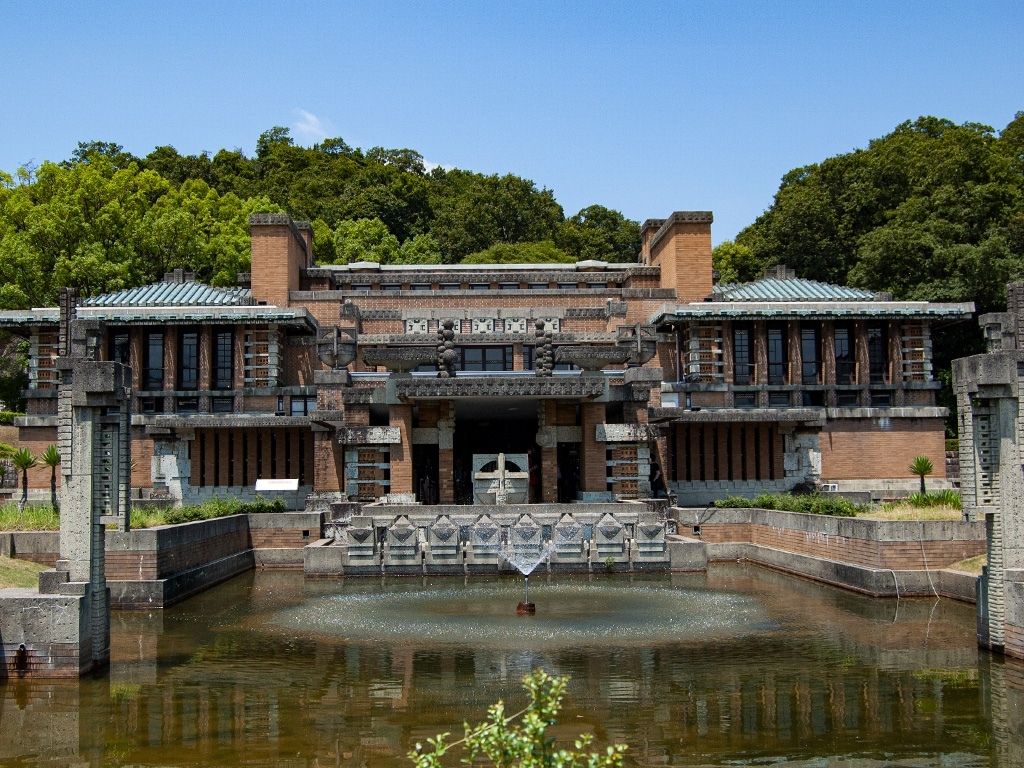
178 328 199 390
800 325 820 384
211 329 234 390
108 332 129 365
834 324 854 384
867 322 888 384
732 325 753 384
767 324 787 385
144 331 164 390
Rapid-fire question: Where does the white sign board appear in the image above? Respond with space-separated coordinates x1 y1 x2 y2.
255 478 299 491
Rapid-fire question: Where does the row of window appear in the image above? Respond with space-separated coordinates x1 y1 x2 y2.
110 328 235 391
340 281 601 292
731 322 888 386
412 346 577 373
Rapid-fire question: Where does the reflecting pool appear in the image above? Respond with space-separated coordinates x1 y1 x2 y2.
2 563 1023 767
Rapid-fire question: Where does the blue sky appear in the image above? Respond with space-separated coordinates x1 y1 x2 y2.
1 1 1020 243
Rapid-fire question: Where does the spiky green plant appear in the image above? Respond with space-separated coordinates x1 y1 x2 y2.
40 445 60 514
909 455 934 494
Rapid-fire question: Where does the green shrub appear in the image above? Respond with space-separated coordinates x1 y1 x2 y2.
944 438 959 453
902 489 962 509
139 496 288 527
713 492 863 517
0 411 24 426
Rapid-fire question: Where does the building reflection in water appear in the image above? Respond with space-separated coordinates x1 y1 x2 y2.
1 564 1021 767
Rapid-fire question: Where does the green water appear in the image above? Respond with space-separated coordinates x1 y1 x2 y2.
2 563 1022 766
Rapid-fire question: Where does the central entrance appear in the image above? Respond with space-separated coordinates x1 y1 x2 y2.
453 399 539 504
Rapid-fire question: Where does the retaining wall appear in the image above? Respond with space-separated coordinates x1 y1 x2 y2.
690 507 984 600
1 512 320 608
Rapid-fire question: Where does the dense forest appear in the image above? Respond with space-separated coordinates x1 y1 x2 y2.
0 129 641 310
1 114 1022 418
714 114 1024 317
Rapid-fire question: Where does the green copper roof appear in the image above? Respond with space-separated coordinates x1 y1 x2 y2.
712 277 877 302
83 281 252 307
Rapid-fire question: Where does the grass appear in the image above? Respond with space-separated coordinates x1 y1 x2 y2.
0 503 59 531
947 554 986 575
0 497 287 531
0 555 46 588
714 492 866 517
857 506 963 521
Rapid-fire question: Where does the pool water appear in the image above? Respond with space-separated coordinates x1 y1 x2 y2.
2 563 1022 767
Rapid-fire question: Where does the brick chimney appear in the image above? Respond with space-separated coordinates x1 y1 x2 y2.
647 211 714 302
248 214 312 307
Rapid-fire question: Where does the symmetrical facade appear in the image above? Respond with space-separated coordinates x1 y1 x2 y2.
0 211 971 507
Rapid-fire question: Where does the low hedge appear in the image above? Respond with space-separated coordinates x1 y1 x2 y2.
713 492 865 517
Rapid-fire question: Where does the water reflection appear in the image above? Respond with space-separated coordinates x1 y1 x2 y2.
1 564 1021 767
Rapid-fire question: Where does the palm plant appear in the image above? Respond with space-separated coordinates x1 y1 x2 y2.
909 455 934 495
11 448 37 512
41 444 61 513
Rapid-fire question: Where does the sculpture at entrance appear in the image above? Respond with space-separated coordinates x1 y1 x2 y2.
472 453 529 504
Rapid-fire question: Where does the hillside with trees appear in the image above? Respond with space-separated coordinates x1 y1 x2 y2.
0 129 641 311
715 114 1024 317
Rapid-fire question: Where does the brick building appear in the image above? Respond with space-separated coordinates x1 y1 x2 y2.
0 211 971 507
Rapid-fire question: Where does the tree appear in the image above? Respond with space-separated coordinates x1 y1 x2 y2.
40 445 60 513
333 217 400 264
557 205 641 263
463 240 574 264
396 233 443 264
11 448 36 512
712 240 760 284
909 455 934 494
409 670 626 768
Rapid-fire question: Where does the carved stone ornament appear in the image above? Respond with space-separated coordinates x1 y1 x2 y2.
395 376 606 400
555 345 631 371
361 346 437 372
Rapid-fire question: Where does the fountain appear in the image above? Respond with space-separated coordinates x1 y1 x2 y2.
500 539 556 615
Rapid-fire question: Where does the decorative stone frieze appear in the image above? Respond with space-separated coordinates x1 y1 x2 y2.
405 318 428 334
362 346 436 372
336 426 402 445
555 345 630 371
395 376 606 400
595 423 660 442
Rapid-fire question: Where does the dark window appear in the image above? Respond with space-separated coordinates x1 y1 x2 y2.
867 322 888 384
139 396 164 414
499 283 519 291
557 283 577 290
528 282 549 290
469 283 490 291
458 346 513 372
802 391 825 406
767 324 787 385
108 332 129 365
439 283 460 291
178 328 199 390
801 325 820 384
734 392 757 408
768 392 791 408
381 284 401 292
870 390 892 407
837 390 860 407
176 396 199 414
144 332 164 390
211 397 234 413
211 329 234 390
410 283 431 291
732 325 753 384
834 324 855 384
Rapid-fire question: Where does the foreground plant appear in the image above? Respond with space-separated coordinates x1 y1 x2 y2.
41 445 60 514
409 669 626 768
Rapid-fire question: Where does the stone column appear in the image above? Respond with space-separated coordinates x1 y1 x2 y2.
537 401 559 503
822 322 836 405
579 402 607 497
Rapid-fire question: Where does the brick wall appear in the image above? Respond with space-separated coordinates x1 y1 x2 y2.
698 510 984 570
820 418 946 481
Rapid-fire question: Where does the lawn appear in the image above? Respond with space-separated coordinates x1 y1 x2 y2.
856 506 963 522
946 554 986 575
0 555 46 589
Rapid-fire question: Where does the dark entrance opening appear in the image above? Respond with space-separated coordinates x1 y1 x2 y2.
453 399 538 504
413 444 439 505
557 443 580 502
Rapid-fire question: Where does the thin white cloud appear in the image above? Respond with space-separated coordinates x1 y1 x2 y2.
423 158 454 172
292 109 334 143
